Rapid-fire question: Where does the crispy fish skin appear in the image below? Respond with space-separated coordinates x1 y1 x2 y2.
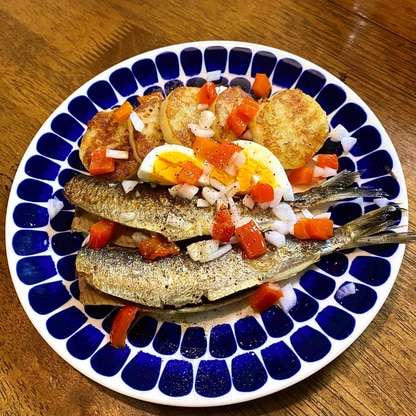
63 175 276 241
63 171 386 242
76 205 416 309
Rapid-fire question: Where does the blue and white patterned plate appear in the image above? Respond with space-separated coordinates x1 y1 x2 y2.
5 41 408 407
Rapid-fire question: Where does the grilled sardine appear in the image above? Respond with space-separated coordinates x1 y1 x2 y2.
76 205 415 309
63 170 386 242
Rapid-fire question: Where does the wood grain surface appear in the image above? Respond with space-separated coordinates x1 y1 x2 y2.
1 0 415 415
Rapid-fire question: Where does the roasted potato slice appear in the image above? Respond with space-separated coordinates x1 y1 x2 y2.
249 89 329 170
209 86 251 142
128 97 165 164
78 109 139 180
159 86 201 147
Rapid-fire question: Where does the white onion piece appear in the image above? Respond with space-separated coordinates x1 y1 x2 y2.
122 180 139 193
243 194 255 209
130 111 144 132
169 183 199 200
47 196 64 220
234 217 252 228
374 197 389 207
330 124 349 142
119 212 136 222
187 240 232 262
106 149 129 159
341 136 357 154
273 202 297 222
197 103 209 111
278 283 297 313
188 123 215 138
199 110 215 129
201 186 221 205
265 231 286 248
335 282 356 300
271 220 293 235
313 212 332 219
206 70 221 81
197 198 211 208
302 209 314 219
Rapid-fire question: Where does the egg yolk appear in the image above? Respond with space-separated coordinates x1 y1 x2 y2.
149 151 203 185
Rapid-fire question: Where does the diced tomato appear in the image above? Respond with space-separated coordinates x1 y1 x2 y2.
177 161 203 185
139 236 180 260
110 304 140 349
237 97 260 119
293 218 334 240
192 136 220 160
212 204 235 242
249 282 283 313
305 218 334 240
197 81 217 105
235 219 267 258
88 219 116 249
227 107 249 136
112 100 133 123
206 141 243 170
288 166 315 186
293 218 310 240
88 148 115 176
316 153 339 170
252 73 272 99
250 182 275 203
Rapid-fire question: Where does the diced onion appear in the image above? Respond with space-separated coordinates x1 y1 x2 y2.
199 110 215 129
197 103 209 111
169 183 199 200
130 111 144 132
234 216 252 228
314 212 332 219
188 123 215 138
278 283 297 313
122 180 139 193
187 240 232 262
265 230 286 248
47 196 64 220
335 282 356 300
271 220 293 235
197 198 211 207
206 70 221 81
201 186 222 205
273 202 297 222
243 194 255 209
341 136 357 154
119 212 136 222
375 197 389 207
106 149 129 159
330 124 349 142
301 209 314 219
313 166 338 178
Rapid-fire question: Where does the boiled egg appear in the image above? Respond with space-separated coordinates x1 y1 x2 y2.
208 140 294 200
137 143 203 186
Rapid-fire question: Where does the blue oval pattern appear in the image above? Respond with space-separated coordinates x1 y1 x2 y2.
195 360 232 398
7 42 403 403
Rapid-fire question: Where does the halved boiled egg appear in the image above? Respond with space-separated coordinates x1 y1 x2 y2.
137 140 293 202
137 144 202 185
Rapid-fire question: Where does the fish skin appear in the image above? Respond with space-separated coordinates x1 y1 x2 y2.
76 204 416 309
63 170 386 242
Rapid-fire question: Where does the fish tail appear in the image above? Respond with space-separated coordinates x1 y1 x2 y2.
337 204 416 249
293 170 388 209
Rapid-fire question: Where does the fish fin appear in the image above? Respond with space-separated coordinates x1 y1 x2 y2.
292 170 388 209
336 204 414 249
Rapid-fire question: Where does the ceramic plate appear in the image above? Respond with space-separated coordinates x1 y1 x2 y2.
5 41 408 407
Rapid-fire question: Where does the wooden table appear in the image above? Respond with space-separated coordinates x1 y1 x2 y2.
1 0 415 414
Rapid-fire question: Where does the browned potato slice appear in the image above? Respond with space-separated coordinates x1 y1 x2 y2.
128 97 165 163
78 109 139 180
159 86 200 147
209 86 251 142
249 89 329 170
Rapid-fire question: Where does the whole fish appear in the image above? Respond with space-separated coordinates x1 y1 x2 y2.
76 204 415 310
63 170 386 242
